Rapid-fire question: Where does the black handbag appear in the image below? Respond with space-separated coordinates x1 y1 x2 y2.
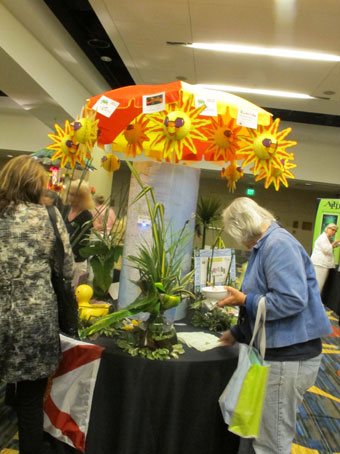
47 205 79 336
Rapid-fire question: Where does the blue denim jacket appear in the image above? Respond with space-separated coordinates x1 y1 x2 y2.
232 222 332 348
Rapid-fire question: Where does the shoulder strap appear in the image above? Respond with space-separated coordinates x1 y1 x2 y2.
46 205 65 273
249 297 266 359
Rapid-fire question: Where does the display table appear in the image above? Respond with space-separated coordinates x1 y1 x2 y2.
47 325 240 454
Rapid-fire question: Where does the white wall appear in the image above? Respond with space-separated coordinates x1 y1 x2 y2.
197 174 340 255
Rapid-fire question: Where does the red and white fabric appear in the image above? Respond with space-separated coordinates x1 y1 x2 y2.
43 334 104 451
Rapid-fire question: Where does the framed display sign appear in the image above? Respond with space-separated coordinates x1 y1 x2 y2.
194 248 236 293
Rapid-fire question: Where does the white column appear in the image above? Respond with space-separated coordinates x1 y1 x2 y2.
118 161 200 319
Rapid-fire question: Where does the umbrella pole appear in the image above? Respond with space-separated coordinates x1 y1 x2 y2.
118 161 201 320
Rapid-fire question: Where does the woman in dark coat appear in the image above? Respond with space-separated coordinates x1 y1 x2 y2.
0 155 74 454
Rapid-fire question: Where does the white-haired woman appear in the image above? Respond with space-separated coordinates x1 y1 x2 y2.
218 197 332 454
311 223 339 293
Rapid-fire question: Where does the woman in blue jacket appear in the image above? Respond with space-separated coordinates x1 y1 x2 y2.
218 197 332 454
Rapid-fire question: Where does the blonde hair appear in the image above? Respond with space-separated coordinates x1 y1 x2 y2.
325 223 338 233
223 197 276 246
68 179 94 211
0 155 47 216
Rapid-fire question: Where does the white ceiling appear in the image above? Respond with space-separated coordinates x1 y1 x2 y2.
1 0 340 193
91 0 340 114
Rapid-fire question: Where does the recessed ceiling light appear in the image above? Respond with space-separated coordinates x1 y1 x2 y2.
304 183 312 186
7 154 13 158
187 43 340 62
100 56 112 62
88 38 110 49
197 84 313 99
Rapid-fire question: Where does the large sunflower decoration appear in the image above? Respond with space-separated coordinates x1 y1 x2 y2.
203 108 247 163
46 104 99 169
218 117 297 192
254 156 297 191
121 117 150 158
236 118 297 177
46 120 84 169
72 104 99 159
146 91 211 162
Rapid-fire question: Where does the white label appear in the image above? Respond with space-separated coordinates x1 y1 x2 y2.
237 108 258 129
142 92 165 113
92 95 120 118
195 96 218 116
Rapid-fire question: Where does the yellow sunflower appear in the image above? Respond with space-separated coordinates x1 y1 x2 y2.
47 120 84 169
204 109 246 163
122 116 150 157
236 118 297 176
147 91 210 162
72 105 99 160
254 157 297 191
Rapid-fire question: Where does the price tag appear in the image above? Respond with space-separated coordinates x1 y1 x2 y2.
92 95 120 118
237 108 258 129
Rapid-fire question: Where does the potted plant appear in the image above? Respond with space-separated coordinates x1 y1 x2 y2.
79 219 124 300
80 162 195 359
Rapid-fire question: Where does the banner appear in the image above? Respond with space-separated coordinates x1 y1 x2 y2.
43 335 104 451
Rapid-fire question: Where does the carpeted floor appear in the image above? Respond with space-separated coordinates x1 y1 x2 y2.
292 309 340 454
1 310 339 454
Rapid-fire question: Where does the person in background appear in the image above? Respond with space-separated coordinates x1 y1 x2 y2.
0 155 74 454
92 193 116 234
41 189 59 206
63 179 93 284
311 223 340 293
218 197 332 454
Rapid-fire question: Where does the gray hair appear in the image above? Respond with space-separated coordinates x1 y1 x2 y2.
222 197 276 246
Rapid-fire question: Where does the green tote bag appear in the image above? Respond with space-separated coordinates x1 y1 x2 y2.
219 297 269 438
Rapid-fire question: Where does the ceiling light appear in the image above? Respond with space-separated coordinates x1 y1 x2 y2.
197 84 313 99
187 43 340 62
100 56 112 62
7 154 13 158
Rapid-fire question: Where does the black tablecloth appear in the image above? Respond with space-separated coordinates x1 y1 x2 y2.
321 269 340 315
47 325 240 454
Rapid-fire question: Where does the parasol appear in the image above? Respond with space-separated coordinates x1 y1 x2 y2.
45 81 297 191
87 80 272 164
85 81 297 191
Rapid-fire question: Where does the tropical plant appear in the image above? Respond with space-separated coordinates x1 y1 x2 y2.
80 161 195 340
79 193 127 299
196 196 223 249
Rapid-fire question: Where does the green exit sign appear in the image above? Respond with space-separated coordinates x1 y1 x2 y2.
246 187 255 196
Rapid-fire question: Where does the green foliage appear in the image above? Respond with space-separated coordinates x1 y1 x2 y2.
189 299 237 332
80 161 195 339
79 196 126 299
116 339 184 360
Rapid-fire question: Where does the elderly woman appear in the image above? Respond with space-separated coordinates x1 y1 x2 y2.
0 155 74 454
311 223 339 292
218 197 332 454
